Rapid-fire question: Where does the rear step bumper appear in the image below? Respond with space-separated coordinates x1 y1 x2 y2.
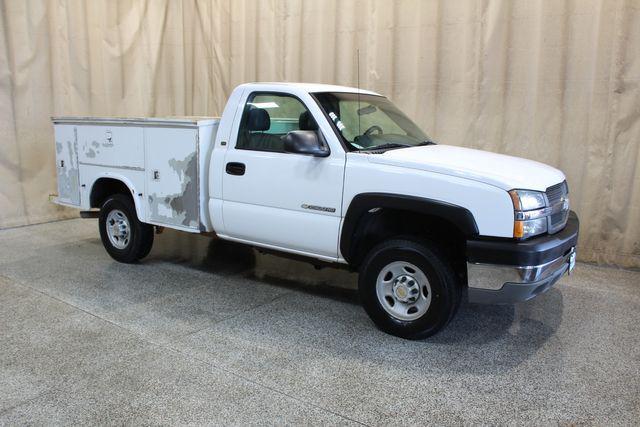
79 210 99 219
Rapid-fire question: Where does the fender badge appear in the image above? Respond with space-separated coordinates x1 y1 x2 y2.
301 204 336 213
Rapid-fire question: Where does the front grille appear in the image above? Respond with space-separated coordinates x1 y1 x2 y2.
546 181 567 205
546 181 569 234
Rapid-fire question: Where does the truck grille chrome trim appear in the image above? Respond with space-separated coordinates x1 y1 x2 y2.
545 181 569 234
514 202 567 221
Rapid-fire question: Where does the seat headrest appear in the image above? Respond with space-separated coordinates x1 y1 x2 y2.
246 107 270 131
299 111 318 131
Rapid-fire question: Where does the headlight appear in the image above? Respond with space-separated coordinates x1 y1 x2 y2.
509 190 548 239
509 190 546 211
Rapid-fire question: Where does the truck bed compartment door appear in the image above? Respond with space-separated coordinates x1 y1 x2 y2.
54 125 81 206
145 127 200 230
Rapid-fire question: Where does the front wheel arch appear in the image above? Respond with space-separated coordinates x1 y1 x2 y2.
340 193 478 268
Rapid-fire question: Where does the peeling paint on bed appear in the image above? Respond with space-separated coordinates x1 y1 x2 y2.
147 151 198 228
81 137 101 159
139 127 201 230
148 192 188 225
168 152 198 226
56 136 80 205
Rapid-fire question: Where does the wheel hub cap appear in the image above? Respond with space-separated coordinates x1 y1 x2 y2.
392 274 419 303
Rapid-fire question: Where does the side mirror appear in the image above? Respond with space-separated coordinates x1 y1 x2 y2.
283 131 329 157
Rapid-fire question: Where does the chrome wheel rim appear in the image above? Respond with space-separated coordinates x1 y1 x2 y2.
376 261 432 321
106 209 130 250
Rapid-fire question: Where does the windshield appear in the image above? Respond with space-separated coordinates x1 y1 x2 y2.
313 92 432 151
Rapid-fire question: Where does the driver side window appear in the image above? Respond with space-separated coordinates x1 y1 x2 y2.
236 92 318 152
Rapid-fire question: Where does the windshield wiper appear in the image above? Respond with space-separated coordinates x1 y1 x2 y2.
359 142 411 152
416 140 436 146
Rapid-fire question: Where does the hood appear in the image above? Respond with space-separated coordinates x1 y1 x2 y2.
366 145 565 191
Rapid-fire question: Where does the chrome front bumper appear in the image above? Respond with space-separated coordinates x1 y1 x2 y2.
467 247 576 304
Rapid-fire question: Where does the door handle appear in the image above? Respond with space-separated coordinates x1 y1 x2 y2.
226 162 246 176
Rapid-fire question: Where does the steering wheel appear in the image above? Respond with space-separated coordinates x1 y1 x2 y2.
363 125 383 136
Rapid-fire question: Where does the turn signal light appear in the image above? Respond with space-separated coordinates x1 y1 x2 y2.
514 220 524 238
509 191 522 211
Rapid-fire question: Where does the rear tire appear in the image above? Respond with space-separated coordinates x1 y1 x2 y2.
358 238 460 339
99 194 154 263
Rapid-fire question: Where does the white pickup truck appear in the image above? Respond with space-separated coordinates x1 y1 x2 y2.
52 82 579 339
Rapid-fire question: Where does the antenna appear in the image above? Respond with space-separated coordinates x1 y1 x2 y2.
357 49 361 137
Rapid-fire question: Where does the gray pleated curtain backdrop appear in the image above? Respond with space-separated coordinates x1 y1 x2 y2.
1 0 639 267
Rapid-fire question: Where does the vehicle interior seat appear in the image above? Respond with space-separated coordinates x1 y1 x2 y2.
241 107 283 152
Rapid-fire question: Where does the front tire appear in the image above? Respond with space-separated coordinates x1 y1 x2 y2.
358 238 460 339
99 194 154 263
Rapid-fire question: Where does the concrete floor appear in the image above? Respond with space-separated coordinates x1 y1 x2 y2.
0 219 638 425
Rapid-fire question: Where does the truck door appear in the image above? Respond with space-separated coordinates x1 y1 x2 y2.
221 91 344 259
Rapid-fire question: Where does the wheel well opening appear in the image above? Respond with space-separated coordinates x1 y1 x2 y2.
349 208 468 280
90 178 133 209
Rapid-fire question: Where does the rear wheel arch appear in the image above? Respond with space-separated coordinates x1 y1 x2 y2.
340 193 479 267
89 177 142 220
